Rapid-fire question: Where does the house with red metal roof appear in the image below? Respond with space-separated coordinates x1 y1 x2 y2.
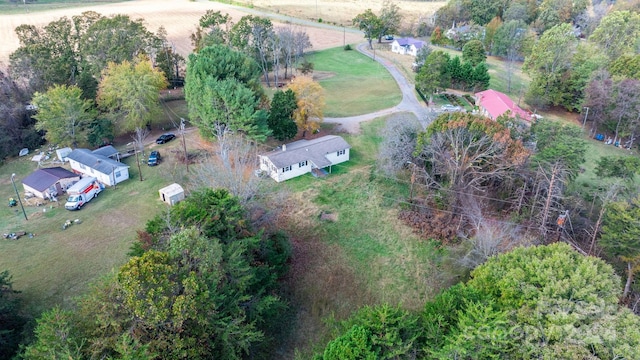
475 89 531 121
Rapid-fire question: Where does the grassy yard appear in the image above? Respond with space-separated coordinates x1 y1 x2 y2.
0 0 123 14
278 116 450 358
0 100 191 315
307 47 402 117
573 136 638 195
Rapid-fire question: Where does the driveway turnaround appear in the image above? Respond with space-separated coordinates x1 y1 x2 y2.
324 42 435 133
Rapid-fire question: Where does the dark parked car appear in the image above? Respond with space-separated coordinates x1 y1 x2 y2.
155 133 176 144
147 151 161 166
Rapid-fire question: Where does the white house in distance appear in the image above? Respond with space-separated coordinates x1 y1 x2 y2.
259 135 351 182
66 147 130 186
390 37 425 56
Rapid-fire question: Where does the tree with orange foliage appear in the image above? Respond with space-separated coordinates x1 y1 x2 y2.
287 76 325 138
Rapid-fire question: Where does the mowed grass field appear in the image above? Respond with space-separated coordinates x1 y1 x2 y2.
0 44 407 324
307 47 402 117
0 100 191 314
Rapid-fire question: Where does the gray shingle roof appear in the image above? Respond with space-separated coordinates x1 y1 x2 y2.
22 167 78 192
91 145 119 159
66 149 129 174
262 135 351 168
395 37 425 48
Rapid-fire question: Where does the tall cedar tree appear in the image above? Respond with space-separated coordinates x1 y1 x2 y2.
268 89 298 141
185 45 270 141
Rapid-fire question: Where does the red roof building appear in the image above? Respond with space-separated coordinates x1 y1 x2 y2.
475 89 531 121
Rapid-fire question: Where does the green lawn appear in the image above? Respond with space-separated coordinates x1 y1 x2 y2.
0 130 191 315
573 136 639 194
0 0 123 14
279 115 449 358
307 47 402 117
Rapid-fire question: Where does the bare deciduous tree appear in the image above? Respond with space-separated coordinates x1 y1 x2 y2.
587 183 622 255
293 30 312 70
377 113 422 176
528 161 569 239
419 127 519 199
132 126 149 181
270 30 282 87
190 130 263 204
450 193 538 269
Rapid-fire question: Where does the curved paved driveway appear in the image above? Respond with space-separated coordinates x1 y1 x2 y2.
324 42 434 133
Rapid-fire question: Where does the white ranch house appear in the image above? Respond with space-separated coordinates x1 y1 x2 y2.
66 146 130 186
390 38 425 56
259 135 351 182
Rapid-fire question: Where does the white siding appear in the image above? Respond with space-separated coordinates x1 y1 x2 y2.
391 41 407 54
276 163 309 182
111 167 129 186
68 159 84 175
67 159 128 186
259 143 351 182
22 184 46 199
324 148 350 166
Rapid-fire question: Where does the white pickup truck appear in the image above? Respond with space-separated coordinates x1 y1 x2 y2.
65 177 102 210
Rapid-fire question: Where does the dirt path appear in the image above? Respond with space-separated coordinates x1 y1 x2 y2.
324 42 435 133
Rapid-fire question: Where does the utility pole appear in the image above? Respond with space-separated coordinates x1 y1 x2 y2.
112 165 117 190
181 118 189 172
11 174 27 221
582 107 589 130
135 145 143 181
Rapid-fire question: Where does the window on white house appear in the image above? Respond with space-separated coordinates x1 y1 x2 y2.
299 161 307 167
337 150 346 156
283 165 292 172
115 171 121 178
80 164 86 170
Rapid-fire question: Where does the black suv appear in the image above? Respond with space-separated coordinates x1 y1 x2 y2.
156 133 176 144
147 151 161 166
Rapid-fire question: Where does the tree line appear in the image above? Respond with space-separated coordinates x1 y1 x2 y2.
0 9 324 359
377 108 640 314
428 0 640 144
0 9 320 161
17 189 292 359
315 243 640 359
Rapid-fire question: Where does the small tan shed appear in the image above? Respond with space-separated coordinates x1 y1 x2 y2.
159 183 184 206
